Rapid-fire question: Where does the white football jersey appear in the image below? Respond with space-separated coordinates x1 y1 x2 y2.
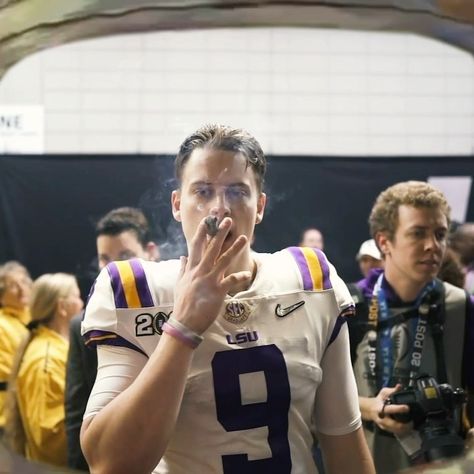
82 247 361 474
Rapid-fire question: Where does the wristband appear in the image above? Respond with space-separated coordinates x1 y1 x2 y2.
162 317 203 349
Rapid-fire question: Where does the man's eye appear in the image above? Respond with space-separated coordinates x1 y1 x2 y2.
436 231 447 241
195 188 212 199
226 188 247 200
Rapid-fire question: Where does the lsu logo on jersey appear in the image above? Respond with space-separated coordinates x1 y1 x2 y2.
135 311 171 336
226 331 259 345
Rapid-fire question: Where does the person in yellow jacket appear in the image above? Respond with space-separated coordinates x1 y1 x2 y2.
0 261 32 433
5 273 83 467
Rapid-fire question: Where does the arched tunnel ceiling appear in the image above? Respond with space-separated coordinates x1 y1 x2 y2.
0 1 474 79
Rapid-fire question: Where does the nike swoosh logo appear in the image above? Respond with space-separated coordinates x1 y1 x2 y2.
275 301 305 318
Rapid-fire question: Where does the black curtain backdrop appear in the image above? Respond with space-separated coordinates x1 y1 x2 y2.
1 154 473 296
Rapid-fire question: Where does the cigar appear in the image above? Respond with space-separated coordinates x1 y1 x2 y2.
205 216 219 236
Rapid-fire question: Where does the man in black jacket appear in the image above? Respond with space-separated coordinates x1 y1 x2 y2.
65 207 158 471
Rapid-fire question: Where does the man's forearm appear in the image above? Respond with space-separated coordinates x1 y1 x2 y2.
319 428 375 474
81 335 194 474
359 396 374 422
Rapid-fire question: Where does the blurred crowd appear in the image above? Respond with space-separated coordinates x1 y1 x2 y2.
0 202 473 473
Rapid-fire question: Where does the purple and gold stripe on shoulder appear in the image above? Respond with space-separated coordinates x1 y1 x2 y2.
287 247 332 291
84 330 147 357
106 259 154 309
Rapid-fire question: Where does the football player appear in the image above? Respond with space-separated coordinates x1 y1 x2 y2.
80 124 375 474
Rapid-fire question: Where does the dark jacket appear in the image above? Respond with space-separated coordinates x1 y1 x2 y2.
65 313 97 472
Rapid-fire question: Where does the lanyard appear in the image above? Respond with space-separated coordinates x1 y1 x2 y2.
366 273 436 392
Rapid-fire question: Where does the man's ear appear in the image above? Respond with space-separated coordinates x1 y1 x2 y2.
376 232 390 257
171 190 181 222
255 192 266 224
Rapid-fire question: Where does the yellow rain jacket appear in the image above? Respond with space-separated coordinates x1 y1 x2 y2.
0 306 29 428
16 325 68 466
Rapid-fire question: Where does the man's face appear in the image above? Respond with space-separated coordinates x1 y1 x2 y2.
358 256 383 278
301 229 324 249
96 230 151 270
172 148 266 258
379 205 448 288
1 270 32 310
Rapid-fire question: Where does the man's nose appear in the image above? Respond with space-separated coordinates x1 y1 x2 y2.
424 233 440 251
209 191 231 220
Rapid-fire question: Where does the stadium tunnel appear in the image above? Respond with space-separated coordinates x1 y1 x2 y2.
1 1 474 81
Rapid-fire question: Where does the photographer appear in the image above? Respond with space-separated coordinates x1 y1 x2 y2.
350 181 474 474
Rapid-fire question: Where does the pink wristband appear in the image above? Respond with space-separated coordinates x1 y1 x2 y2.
162 321 202 349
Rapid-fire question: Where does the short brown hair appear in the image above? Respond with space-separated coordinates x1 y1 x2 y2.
369 181 451 241
95 207 151 247
175 124 267 191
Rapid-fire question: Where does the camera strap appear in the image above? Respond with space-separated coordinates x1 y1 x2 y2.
367 274 438 392
428 280 448 384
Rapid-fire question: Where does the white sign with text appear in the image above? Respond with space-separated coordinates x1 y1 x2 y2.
0 105 44 153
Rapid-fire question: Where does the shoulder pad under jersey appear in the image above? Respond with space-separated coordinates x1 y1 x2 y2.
82 258 180 355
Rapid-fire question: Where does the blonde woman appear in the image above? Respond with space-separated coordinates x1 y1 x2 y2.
5 273 83 467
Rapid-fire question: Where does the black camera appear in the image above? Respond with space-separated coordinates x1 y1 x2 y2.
385 374 466 462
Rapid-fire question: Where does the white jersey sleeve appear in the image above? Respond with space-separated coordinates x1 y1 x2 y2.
81 258 180 358
283 247 360 434
314 323 362 435
84 345 146 419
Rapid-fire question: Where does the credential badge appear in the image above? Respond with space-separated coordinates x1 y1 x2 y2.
224 300 252 325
